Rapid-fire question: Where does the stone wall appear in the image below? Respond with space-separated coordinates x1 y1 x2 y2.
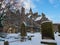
53 24 60 32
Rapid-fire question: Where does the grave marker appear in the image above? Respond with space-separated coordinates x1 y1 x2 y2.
41 21 57 45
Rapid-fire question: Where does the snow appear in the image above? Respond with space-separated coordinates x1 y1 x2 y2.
0 41 4 45
2 4 5 8
23 21 27 26
0 32 60 45
41 39 56 43
6 33 20 39
35 16 42 21
41 21 52 24
28 15 31 18
55 32 60 45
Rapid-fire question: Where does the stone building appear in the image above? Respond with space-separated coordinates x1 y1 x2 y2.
53 23 60 32
1 6 59 33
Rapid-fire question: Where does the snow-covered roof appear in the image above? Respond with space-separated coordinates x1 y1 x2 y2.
28 15 31 18
53 23 60 25
35 16 42 21
23 21 27 26
41 21 52 24
1 4 5 8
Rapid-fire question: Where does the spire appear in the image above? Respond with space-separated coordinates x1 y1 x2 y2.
29 8 33 14
42 13 45 17
21 6 25 13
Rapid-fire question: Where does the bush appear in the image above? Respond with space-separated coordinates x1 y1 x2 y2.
58 24 60 33
41 21 55 40
4 41 9 45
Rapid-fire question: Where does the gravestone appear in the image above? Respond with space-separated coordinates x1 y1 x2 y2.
47 43 57 45
58 24 60 36
4 41 9 45
20 23 27 36
0 11 3 32
0 0 4 32
41 21 57 45
0 16 3 33
20 23 27 41
41 21 54 39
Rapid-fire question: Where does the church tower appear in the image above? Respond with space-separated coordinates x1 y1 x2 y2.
29 8 34 33
29 8 33 15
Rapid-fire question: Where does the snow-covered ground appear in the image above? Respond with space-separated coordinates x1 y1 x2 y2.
0 32 60 45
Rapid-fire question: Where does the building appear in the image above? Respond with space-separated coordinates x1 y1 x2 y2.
1 6 59 33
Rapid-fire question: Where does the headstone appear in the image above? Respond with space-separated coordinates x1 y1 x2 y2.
4 41 9 45
58 24 60 36
20 23 27 36
41 21 57 45
47 43 57 45
20 23 27 41
0 0 4 32
0 16 3 32
41 21 54 39
0 27 3 32
0 21 3 33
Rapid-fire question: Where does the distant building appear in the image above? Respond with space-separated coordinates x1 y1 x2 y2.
53 23 60 32
1 7 59 33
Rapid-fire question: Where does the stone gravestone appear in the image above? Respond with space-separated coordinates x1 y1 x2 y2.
0 11 3 32
20 23 27 37
20 23 27 41
4 41 9 45
47 43 57 45
41 21 57 45
0 20 3 38
58 24 60 36
0 19 3 32
0 11 4 37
